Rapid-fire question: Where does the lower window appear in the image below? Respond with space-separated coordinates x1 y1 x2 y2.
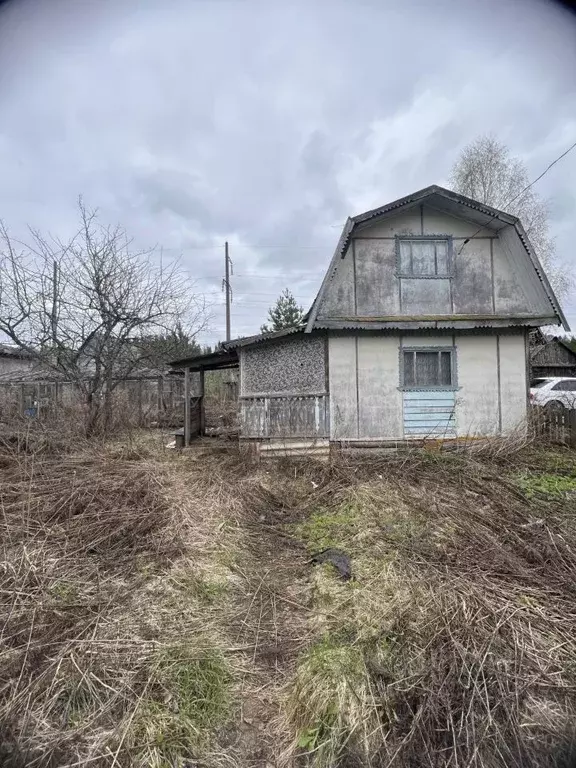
402 348 456 389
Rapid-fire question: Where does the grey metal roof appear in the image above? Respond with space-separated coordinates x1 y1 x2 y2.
305 185 568 332
313 315 558 331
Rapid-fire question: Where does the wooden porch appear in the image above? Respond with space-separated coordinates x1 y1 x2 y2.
239 393 329 439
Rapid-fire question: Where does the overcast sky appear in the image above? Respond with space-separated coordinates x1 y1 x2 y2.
0 0 575 345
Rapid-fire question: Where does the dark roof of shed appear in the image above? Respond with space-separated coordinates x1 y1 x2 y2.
169 348 238 371
0 344 32 359
222 326 305 350
169 327 309 367
530 336 576 363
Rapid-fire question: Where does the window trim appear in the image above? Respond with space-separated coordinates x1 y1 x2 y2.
395 235 454 279
399 346 459 391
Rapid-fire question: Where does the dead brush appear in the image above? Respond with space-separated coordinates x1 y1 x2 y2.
0 442 191 767
282 449 576 768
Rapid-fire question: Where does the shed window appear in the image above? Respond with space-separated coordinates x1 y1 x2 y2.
398 238 451 277
402 348 455 389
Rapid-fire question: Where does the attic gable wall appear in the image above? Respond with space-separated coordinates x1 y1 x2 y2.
315 204 557 322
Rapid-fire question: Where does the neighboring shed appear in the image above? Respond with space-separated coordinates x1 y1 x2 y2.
531 337 576 379
0 344 34 375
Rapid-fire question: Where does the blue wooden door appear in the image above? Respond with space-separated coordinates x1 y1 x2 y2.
403 390 456 438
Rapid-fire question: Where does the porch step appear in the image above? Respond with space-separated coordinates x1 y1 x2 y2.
259 439 330 459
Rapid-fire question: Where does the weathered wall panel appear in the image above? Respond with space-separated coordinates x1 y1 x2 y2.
499 334 527 433
355 209 422 238
401 335 450 347
455 336 500 437
422 206 493 238
357 336 402 439
452 240 493 313
317 247 355 317
400 278 451 315
241 336 326 396
328 335 358 439
495 226 556 316
326 331 527 441
316 208 556 323
354 240 399 316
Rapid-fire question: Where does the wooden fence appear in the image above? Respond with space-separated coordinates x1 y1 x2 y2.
240 394 329 439
531 405 576 447
0 376 186 427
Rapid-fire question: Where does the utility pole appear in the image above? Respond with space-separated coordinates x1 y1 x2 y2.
222 241 233 341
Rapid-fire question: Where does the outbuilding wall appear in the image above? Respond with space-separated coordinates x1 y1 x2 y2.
240 335 326 396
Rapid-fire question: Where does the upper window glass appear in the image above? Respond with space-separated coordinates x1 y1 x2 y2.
398 238 451 277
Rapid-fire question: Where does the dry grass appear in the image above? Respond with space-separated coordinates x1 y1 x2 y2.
282 449 576 767
3 429 576 767
0 433 239 767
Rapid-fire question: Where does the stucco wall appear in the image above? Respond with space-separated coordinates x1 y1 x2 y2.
328 331 527 440
317 205 555 321
499 334 529 433
328 334 402 440
455 336 500 436
240 335 326 396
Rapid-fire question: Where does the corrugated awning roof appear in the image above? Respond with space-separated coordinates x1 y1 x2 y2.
169 348 238 371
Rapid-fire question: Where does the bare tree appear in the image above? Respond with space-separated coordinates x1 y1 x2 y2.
0 201 206 433
448 135 569 298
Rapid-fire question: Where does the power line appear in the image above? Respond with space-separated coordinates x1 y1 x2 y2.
459 137 576 253
157 244 331 252
195 272 323 280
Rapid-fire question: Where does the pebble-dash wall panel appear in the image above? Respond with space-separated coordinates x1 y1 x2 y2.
241 336 326 395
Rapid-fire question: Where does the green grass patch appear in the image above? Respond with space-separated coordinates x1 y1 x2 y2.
286 635 381 767
48 580 80 603
294 502 359 552
516 472 576 499
131 645 232 765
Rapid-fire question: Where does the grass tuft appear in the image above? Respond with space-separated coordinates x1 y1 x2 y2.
286 635 381 767
130 645 232 766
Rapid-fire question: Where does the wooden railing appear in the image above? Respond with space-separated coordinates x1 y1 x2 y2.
239 393 329 439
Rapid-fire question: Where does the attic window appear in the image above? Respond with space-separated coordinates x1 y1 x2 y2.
397 237 452 278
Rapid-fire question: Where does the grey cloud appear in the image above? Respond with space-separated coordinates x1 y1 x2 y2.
0 0 575 342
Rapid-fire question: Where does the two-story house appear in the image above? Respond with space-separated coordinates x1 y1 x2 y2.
172 185 567 451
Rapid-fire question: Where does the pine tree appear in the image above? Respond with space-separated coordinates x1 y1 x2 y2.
261 288 304 333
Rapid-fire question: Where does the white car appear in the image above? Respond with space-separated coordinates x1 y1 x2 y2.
530 377 576 410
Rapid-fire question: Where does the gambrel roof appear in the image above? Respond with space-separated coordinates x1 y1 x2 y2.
305 185 568 332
